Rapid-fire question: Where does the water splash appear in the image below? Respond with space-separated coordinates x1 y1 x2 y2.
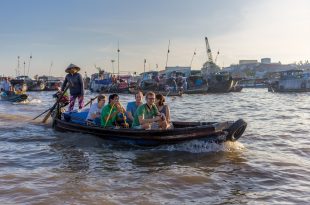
12 99 42 105
157 140 245 153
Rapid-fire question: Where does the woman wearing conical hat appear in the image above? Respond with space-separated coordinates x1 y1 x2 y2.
61 63 84 111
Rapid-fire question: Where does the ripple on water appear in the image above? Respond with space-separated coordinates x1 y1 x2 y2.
1 89 310 204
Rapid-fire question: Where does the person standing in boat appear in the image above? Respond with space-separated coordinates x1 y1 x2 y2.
61 64 84 111
101 94 126 127
1 77 11 91
155 94 172 129
132 91 167 130
126 91 143 126
1 77 13 95
86 94 106 125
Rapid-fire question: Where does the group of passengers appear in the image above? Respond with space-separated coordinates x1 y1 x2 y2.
84 91 172 130
0 77 18 96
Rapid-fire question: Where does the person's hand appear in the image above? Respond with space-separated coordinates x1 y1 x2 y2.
91 113 97 119
160 113 166 121
155 115 161 122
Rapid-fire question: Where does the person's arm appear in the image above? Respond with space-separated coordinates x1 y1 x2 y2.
165 105 171 123
127 111 134 121
78 73 84 96
138 112 160 125
138 115 157 125
104 111 118 121
126 103 134 121
61 76 68 91
88 104 98 120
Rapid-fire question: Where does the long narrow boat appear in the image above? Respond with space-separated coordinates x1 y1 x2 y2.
0 93 28 102
52 111 247 146
141 90 183 97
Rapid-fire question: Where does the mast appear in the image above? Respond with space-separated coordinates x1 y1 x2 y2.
165 40 170 69
111 60 115 74
189 48 196 68
23 61 26 76
17 56 20 76
27 54 32 76
117 41 120 77
144 59 146 73
48 61 53 77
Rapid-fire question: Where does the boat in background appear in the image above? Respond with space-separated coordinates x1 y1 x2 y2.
268 70 310 92
0 91 28 102
206 72 235 93
38 76 62 91
10 76 45 91
183 75 208 94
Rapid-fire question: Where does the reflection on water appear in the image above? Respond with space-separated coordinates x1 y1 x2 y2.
0 89 310 204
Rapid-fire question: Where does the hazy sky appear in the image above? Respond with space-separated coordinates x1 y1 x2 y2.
0 0 309 77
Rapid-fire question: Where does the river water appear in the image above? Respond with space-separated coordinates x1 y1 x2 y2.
0 89 309 204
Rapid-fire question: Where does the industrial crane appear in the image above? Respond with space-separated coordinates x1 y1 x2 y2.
205 37 214 63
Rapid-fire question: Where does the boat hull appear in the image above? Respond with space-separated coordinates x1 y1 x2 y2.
0 93 28 102
53 118 247 146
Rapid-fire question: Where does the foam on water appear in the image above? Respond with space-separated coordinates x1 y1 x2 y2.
157 140 245 153
12 98 42 105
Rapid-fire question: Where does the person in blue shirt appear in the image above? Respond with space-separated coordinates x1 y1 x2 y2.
61 64 84 111
126 91 143 126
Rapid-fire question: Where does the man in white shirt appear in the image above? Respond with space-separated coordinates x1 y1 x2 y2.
86 94 106 125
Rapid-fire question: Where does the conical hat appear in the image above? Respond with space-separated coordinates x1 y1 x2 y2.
65 63 80 73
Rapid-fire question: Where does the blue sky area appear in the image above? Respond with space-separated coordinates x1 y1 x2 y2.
0 0 309 77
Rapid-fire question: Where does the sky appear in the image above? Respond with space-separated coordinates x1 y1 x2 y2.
0 0 309 77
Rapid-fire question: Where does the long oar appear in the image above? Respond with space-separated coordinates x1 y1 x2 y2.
41 84 70 123
32 107 52 120
83 96 98 108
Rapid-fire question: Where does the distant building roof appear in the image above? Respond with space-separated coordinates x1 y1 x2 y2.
239 60 258 65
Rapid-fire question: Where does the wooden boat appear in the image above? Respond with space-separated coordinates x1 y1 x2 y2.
184 75 209 94
183 85 208 94
207 73 235 93
11 76 45 91
0 92 28 102
143 90 183 97
52 110 247 146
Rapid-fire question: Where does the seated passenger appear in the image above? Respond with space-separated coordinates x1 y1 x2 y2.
86 94 106 125
132 91 167 130
126 91 143 126
101 94 126 128
155 94 173 129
